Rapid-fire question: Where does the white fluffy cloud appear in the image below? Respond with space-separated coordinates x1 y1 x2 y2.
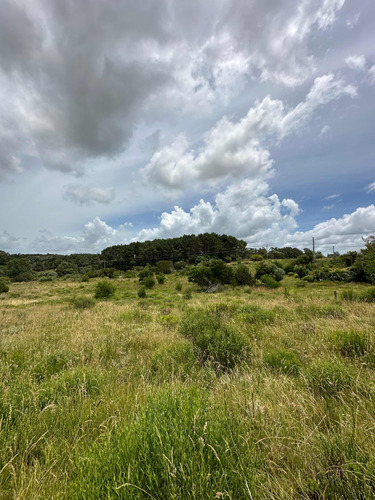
345 55 366 71
285 205 375 251
63 185 115 206
143 74 356 193
137 179 300 243
30 217 130 254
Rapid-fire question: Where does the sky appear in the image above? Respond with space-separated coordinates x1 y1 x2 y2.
0 0 374 255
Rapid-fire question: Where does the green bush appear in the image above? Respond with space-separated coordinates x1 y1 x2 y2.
39 270 58 282
180 309 250 370
255 262 285 282
94 280 116 299
156 273 165 284
70 296 96 309
137 287 147 298
174 261 188 270
143 275 156 288
294 265 309 279
332 330 371 358
188 259 233 290
261 275 281 288
233 264 255 286
250 254 263 261
0 281 9 293
264 349 302 375
175 281 183 291
156 260 174 274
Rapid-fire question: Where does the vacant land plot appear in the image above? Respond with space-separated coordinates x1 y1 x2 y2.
0 275 374 499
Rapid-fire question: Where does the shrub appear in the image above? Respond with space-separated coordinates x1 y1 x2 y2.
233 264 255 286
156 274 165 284
39 270 58 282
80 274 89 282
70 296 96 309
138 267 153 280
332 330 371 358
301 275 314 283
306 360 353 397
255 262 285 282
180 309 250 370
250 254 263 261
264 349 302 375
175 281 183 291
156 260 174 274
261 275 281 288
94 280 116 299
174 261 188 270
188 259 233 290
143 275 156 288
294 265 308 279
0 281 9 293
137 287 147 298
283 262 295 274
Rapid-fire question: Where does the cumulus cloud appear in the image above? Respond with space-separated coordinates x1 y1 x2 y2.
137 179 300 244
345 55 366 71
0 0 347 178
137 201 375 254
31 217 130 254
285 205 375 251
143 74 356 193
63 185 115 206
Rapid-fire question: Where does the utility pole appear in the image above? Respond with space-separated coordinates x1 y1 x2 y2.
332 246 335 255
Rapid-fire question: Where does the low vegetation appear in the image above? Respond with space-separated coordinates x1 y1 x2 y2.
0 241 375 498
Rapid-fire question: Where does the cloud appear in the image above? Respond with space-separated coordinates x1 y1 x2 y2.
346 13 360 28
285 205 375 251
31 217 130 253
367 182 375 193
137 202 375 253
63 185 115 206
369 66 375 85
345 55 366 71
0 0 347 178
143 74 356 193
137 179 300 243
323 194 340 200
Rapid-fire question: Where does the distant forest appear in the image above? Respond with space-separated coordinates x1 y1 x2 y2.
1 232 374 285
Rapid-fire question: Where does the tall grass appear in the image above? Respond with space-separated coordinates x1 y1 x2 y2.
0 276 374 498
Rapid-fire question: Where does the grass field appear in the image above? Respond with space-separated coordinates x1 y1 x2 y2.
0 272 375 499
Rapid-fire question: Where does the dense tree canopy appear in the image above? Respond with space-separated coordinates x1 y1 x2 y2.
101 233 247 270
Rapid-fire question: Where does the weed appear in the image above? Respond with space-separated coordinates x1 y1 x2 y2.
70 296 96 309
306 359 354 397
264 349 302 375
332 330 371 358
180 308 250 370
